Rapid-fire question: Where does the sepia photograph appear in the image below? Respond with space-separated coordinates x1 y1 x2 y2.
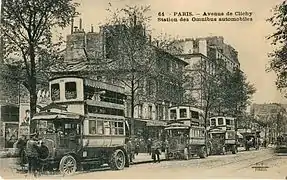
0 0 287 179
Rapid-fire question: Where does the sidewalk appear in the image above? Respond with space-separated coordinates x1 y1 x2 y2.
132 153 166 164
0 148 19 158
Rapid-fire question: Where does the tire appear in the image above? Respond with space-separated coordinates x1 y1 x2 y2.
183 148 189 160
109 149 126 170
231 145 238 154
59 155 77 176
198 146 207 158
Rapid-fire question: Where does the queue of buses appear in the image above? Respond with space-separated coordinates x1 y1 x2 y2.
27 76 249 175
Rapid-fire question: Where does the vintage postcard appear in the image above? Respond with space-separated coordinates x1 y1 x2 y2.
0 0 287 179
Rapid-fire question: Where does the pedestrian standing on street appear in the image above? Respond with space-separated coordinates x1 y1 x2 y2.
26 133 39 177
125 137 133 163
135 139 140 156
263 139 267 148
16 135 28 168
151 140 161 163
147 138 152 155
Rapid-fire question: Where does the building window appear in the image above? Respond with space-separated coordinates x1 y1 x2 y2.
65 82 77 99
170 109 176 120
157 105 164 120
51 83 60 101
180 108 187 118
1 106 19 122
138 104 143 118
148 105 152 120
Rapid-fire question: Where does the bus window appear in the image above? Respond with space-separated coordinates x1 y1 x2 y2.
210 118 216 126
170 109 176 120
191 111 199 119
104 121 111 135
190 129 194 137
51 83 60 101
230 119 234 126
110 122 116 135
65 82 77 99
97 120 104 134
89 120 96 134
180 108 187 118
226 119 231 125
218 118 224 125
116 122 124 135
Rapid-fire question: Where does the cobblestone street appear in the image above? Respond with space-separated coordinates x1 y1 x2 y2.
0 148 286 179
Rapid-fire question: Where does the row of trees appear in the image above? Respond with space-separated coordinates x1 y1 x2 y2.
267 1 287 93
188 58 256 127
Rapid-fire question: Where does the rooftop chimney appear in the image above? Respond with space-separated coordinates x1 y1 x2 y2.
79 18 82 31
91 24 94 32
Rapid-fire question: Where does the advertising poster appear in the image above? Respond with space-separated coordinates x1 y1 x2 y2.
18 103 30 137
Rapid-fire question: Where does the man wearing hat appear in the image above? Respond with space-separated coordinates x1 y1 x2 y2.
26 133 39 176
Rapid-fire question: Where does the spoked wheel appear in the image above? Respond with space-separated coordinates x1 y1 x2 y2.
59 155 77 176
109 149 126 170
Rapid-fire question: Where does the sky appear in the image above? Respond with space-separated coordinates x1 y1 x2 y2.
64 0 286 104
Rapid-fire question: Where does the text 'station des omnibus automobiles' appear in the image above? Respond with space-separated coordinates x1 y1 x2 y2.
31 76 129 175
164 106 210 160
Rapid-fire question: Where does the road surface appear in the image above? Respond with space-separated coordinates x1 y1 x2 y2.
0 148 286 179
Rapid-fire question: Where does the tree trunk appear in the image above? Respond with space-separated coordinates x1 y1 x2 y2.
204 101 210 155
130 81 135 136
29 43 38 133
29 85 37 133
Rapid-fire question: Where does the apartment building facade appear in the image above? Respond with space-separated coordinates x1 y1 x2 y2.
171 36 240 109
51 22 187 139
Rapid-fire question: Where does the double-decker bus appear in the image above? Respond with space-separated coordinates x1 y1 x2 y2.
208 116 238 155
31 76 129 175
164 105 210 160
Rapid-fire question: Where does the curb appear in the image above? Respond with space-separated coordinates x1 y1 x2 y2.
132 158 168 165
